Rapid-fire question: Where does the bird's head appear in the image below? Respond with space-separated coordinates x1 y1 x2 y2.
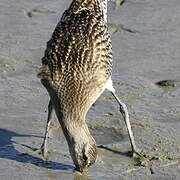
52 105 97 173
68 133 97 173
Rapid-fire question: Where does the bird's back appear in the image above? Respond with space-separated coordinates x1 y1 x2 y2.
39 0 112 115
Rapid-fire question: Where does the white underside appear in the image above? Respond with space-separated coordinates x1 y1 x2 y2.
105 77 115 93
94 78 115 105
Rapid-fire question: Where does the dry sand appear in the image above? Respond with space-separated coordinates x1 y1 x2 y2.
0 0 180 179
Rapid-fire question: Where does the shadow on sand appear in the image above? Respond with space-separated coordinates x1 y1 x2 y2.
97 145 133 157
0 128 133 180
0 128 74 171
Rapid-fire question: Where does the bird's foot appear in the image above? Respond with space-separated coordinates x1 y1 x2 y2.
132 149 149 167
18 145 49 161
132 149 144 159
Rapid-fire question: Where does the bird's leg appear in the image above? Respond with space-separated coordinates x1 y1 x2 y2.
28 100 53 158
111 91 142 157
19 100 53 158
39 100 53 159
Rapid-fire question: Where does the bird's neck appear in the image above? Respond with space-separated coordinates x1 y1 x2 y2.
61 114 95 151
54 106 91 140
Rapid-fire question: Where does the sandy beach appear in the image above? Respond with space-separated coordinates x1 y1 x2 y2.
0 0 180 179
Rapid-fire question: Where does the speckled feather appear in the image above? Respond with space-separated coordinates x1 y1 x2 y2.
39 0 112 119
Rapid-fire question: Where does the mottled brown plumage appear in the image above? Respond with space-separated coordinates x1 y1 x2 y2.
38 0 140 173
38 0 112 172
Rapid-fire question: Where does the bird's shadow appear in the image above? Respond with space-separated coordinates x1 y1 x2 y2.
0 128 74 171
97 145 133 157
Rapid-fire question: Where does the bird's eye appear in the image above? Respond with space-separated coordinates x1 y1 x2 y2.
83 154 88 162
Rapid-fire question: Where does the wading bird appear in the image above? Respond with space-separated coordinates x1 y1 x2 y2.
38 0 140 173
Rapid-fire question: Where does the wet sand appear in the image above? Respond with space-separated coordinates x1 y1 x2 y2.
0 0 180 179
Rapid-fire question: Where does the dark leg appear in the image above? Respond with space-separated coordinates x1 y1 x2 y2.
111 91 141 156
40 100 53 158
19 100 53 158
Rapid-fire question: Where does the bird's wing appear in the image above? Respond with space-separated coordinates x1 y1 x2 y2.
40 8 112 82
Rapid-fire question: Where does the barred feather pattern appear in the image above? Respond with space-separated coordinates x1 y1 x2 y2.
39 0 112 118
